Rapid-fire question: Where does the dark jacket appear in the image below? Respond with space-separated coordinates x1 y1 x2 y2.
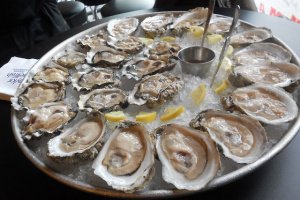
0 0 69 65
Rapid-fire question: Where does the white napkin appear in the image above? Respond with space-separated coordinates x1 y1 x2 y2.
0 57 38 101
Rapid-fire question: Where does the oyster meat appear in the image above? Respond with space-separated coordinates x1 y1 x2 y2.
128 73 183 108
190 110 267 164
15 82 65 110
233 43 292 65
107 36 144 55
72 67 120 91
170 7 208 35
76 32 107 50
141 14 173 37
55 51 86 68
86 46 128 68
222 84 298 125
145 41 181 63
208 17 239 35
93 121 154 192
122 58 176 80
48 112 105 161
33 64 70 83
229 62 300 89
23 102 76 140
107 18 139 38
230 27 272 46
78 88 128 112
155 124 220 190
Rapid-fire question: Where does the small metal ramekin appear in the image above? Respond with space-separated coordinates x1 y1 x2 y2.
178 46 215 77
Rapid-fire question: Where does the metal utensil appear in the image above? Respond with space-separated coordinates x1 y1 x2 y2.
210 5 240 87
201 0 216 48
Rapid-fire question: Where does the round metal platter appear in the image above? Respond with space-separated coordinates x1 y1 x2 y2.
11 11 300 198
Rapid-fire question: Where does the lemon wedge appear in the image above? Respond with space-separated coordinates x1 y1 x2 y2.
189 26 204 38
160 36 176 42
160 105 185 122
191 83 207 105
105 111 126 122
136 111 157 123
226 45 234 57
207 34 223 45
214 80 230 94
138 37 154 45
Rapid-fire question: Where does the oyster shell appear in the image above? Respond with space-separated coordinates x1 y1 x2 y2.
141 14 173 37
86 46 128 68
15 82 65 110
48 112 105 161
233 43 292 65
22 102 76 140
121 58 176 81
230 27 272 46
228 62 300 89
93 121 155 192
33 64 70 83
190 110 268 164
221 84 298 125
128 73 183 108
78 88 128 112
72 67 120 91
107 18 139 38
145 41 181 63
170 7 208 35
55 51 86 68
76 32 107 50
208 17 240 35
107 36 144 55
155 124 220 190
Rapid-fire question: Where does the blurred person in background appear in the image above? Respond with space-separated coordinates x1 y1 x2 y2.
0 0 69 66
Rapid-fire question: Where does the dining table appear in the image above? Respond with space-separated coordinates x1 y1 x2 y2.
1 6 300 200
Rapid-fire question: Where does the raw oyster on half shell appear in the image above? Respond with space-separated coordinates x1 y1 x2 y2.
15 82 65 110
86 46 128 68
76 32 107 50
208 17 240 35
145 41 181 63
121 57 176 81
93 121 155 192
22 102 76 140
48 112 105 161
221 84 298 125
155 124 220 190
233 43 292 65
230 27 272 46
190 110 267 164
107 36 144 55
72 67 120 91
78 88 128 112
141 14 173 37
228 62 300 89
55 51 86 68
170 7 208 35
33 64 70 83
107 18 139 38
128 73 183 108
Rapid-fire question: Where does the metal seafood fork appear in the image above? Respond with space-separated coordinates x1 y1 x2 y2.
201 0 216 48
210 5 240 87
